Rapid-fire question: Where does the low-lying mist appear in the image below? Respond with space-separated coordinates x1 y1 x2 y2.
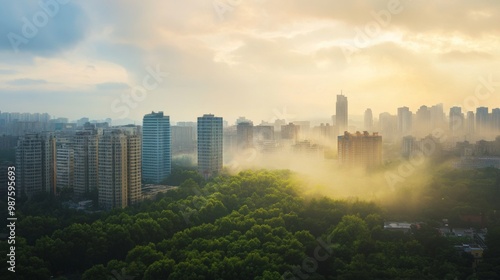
224 146 450 216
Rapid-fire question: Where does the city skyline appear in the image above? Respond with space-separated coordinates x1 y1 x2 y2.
1 1 500 123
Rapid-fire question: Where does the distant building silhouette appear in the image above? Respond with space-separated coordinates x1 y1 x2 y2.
449 106 464 136
397 107 412 136
466 111 475 139
171 125 196 154
281 123 300 142
492 108 500 134
237 121 253 149
364 108 373 131
336 94 348 135
476 107 489 136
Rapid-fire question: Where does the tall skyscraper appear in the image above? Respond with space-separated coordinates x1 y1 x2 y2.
449 106 464 136
338 131 382 168
476 107 489 136
397 107 412 136
198 114 223 178
336 94 348 135
16 132 56 197
142 112 171 184
364 108 373 131
98 127 141 210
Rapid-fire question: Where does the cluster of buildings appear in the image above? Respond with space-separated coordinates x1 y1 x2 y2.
372 104 500 143
9 112 223 210
4 94 500 208
15 124 142 210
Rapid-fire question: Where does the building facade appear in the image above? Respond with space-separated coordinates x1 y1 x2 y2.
142 112 171 184
198 114 223 179
16 133 56 196
73 129 100 197
98 127 141 210
338 131 382 168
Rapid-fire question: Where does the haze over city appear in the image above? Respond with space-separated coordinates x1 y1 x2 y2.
3 1 500 280
1 0 500 123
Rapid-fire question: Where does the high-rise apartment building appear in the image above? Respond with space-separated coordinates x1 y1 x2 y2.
16 133 56 196
449 106 464 135
476 107 489 136
197 114 223 179
98 129 128 210
237 121 254 149
430 103 445 130
338 131 382 168
281 123 300 141
73 129 100 197
56 138 74 189
415 105 431 135
397 107 412 136
172 125 196 154
378 112 397 142
492 108 500 134
336 94 348 135
142 112 171 184
466 111 475 139
122 125 142 206
98 127 141 210
253 125 275 141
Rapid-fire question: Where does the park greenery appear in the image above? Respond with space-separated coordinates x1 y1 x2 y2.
1 166 500 279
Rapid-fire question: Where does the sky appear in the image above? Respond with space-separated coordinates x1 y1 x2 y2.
1 0 500 125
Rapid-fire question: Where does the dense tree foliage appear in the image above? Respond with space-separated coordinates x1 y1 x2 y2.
1 168 499 279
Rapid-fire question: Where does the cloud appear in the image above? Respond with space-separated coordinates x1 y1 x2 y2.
1 1 500 123
266 0 500 37
440 50 493 62
0 69 17 75
95 82 130 91
0 1 89 55
7 78 48 86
